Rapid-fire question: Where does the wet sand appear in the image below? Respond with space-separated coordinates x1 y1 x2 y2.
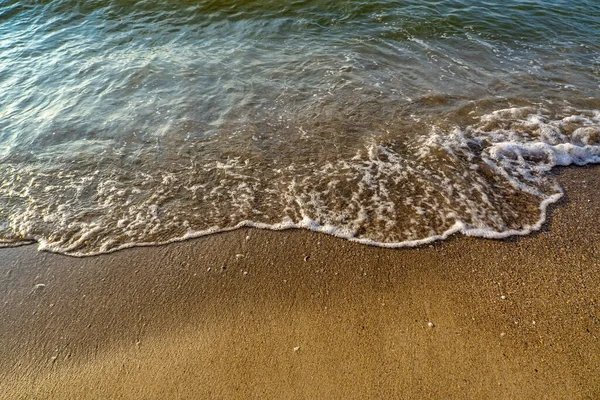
1 166 599 399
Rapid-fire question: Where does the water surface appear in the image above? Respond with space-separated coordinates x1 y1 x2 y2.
1 0 599 255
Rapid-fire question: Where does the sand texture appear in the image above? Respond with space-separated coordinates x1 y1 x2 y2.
1 166 599 399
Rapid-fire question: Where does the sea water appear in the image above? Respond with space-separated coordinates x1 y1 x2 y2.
1 0 599 255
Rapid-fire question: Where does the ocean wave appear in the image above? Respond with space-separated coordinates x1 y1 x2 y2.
0 106 598 256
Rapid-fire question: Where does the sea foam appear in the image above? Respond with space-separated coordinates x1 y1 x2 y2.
2 106 597 256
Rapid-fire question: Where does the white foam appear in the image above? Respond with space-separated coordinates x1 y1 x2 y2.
3 106 600 256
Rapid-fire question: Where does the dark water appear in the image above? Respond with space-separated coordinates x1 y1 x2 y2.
1 0 599 255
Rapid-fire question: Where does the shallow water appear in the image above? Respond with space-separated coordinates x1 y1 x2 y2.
1 0 599 255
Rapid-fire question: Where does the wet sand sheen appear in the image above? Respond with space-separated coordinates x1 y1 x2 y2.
1 166 599 399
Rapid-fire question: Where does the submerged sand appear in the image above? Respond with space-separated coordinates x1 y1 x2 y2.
1 166 599 399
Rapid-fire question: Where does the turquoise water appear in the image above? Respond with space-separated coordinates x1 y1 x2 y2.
1 0 599 255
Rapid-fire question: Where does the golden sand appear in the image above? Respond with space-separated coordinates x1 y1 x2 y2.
1 166 599 399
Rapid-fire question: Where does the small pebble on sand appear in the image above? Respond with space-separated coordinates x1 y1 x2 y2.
293 346 301 352
428 322 435 328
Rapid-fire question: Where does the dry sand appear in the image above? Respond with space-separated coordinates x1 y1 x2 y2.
1 166 599 399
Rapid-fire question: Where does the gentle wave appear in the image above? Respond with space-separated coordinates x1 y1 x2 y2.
1 0 599 255
0 106 598 256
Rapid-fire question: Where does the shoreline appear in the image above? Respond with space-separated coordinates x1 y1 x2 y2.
1 165 599 399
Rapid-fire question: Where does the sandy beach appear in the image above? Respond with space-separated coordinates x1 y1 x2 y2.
1 165 599 399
